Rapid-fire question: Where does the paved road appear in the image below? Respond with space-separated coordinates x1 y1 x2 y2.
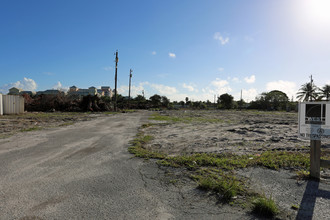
0 111 249 220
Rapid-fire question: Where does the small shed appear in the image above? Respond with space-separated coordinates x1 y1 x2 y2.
3 95 24 114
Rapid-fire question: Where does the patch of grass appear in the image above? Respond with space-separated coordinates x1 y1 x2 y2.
141 123 153 128
252 194 279 217
162 153 251 170
121 109 137 113
295 170 310 181
252 151 309 170
158 151 310 171
129 132 166 159
20 126 42 132
196 171 244 202
291 204 299 210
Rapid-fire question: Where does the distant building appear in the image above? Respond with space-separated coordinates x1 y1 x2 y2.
36 90 65 96
8 87 22 95
20 91 36 96
101 86 112 97
68 85 112 98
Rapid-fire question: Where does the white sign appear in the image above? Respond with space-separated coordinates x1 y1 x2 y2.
298 102 330 140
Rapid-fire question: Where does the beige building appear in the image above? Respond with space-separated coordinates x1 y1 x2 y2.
36 90 65 96
68 86 112 97
8 87 22 95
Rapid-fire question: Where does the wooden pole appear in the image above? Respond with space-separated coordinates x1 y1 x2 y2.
114 51 118 111
128 69 132 109
310 139 321 179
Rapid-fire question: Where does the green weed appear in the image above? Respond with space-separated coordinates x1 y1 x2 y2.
129 132 165 159
252 195 278 217
291 204 299 210
197 173 243 202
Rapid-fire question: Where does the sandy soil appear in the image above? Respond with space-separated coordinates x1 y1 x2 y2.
0 112 101 138
142 110 330 219
144 110 330 156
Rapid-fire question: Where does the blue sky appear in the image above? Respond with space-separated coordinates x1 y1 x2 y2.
1 0 330 101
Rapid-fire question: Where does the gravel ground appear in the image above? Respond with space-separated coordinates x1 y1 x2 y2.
143 110 330 219
0 111 255 219
1 110 329 219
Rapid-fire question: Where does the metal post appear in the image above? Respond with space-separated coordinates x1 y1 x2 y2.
114 51 118 111
310 139 321 179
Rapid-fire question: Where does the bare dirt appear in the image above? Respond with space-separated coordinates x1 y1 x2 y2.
1 110 330 219
144 110 316 156
0 112 101 138
142 110 330 219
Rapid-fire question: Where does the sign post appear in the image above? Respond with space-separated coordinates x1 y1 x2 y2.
298 102 330 179
310 139 321 179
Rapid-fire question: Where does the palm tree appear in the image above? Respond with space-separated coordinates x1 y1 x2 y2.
296 82 319 101
319 84 330 101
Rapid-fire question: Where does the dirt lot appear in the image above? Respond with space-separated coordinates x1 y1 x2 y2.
0 112 104 138
1 110 330 219
144 110 329 155
140 110 330 219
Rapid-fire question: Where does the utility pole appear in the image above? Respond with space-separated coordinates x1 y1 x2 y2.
128 69 133 108
114 50 118 111
310 75 313 102
142 90 145 98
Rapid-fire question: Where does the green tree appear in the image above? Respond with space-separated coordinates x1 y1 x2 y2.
134 95 147 109
161 96 170 108
250 90 289 110
218 93 234 109
296 82 319 101
149 94 162 108
265 90 289 110
319 84 330 101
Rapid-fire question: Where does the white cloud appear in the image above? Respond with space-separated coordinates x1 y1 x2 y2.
211 78 229 88
238 88 258 102
0 77 38 94
218 67 224 72
118 82 147 97
266 80 297 100
182 83 196 92
103 66 113 71
244 75 256 84
152 51 156 55
169 53 176 58
214 32 229 45
209 78 232 95
52 81 68 92
150 83 177 95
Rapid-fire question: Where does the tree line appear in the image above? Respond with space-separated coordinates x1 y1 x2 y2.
21 81 330 112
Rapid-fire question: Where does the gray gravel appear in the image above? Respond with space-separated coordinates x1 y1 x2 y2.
0 111 253 220
238 167 330 219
